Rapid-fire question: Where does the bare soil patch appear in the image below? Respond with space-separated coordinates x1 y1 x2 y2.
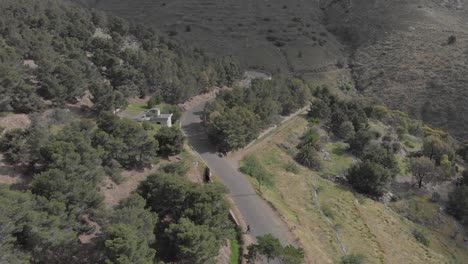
0 113 30 131
101 166 158 207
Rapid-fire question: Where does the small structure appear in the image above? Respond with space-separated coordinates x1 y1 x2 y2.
135 108 173 127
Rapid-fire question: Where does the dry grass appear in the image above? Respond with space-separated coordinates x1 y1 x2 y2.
243 115 468 263
0 113 30 131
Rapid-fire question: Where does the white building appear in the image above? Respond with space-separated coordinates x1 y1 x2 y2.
135 108 173 127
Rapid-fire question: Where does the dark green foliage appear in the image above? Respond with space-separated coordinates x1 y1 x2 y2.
0 0 242 114
0 128 29 163
347 129 378 155
247 234 282 263
311 87 369 139
295 128 322 170
138 173 231 262
308 99 331 122
163 104 183 123
341 253 366 264
296 144 322 170
422 135 454 164
361 143 399 175
347 160 392 197
205 77 311 151
280 245 305 264
246 234 304 264
110 194 158 243
154 126 185 156
461 170 468 186
165 218 219 263
147 95 162 108
447 186 468 224
32 168 104 211
89 82 128 113
96 113 159 168
337 121 355 141
412 229 431 246
457 141 468 161
101 223 155 264
448 35 457 45
0 186 78 263
208 106 260 152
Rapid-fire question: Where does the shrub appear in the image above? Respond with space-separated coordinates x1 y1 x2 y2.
404 140 415 148
142 121 153 131
241 155 273 188
341 253 366 264
162 104 183 123
412 229 430 246
295 144 322 170
161 161 189 177
347 160 392 197
147 95 162 108
447 186 468 224
448 35 456 45
284 161 300 174
322 205 334 220
430 192 441 203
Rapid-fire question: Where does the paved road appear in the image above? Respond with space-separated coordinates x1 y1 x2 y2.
181 100 292 245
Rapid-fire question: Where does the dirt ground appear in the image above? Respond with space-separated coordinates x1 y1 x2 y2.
0 113 30 131
101 166 159 207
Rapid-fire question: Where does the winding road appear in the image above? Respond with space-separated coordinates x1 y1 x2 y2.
181 95 293 245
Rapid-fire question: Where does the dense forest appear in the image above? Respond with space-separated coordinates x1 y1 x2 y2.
0 0 242 114
204 77 312 152
0 0 242 263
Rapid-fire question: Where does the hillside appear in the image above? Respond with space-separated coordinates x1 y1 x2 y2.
72 0 347 76
76 0 468 140
323 0 468 139
0 1 242 263
231 113 468 263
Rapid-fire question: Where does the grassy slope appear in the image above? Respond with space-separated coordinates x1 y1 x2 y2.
243 115 468 263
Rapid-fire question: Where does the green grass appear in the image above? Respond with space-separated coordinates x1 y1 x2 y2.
124 102 149 116
322 142 353 176
229 238 241 264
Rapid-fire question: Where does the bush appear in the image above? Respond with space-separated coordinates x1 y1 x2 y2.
430 192 441 203
412 229 431 246
241 155 273 188
322 205 334 220
295 144 322 170
154 127 185 156
147 95 162 108
142 121 153 131
448 35 457 45
347 160 392 197
341 254 366 264
447 186 468 224
161 161 189 177
284 161 300 174
162 104 183 123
